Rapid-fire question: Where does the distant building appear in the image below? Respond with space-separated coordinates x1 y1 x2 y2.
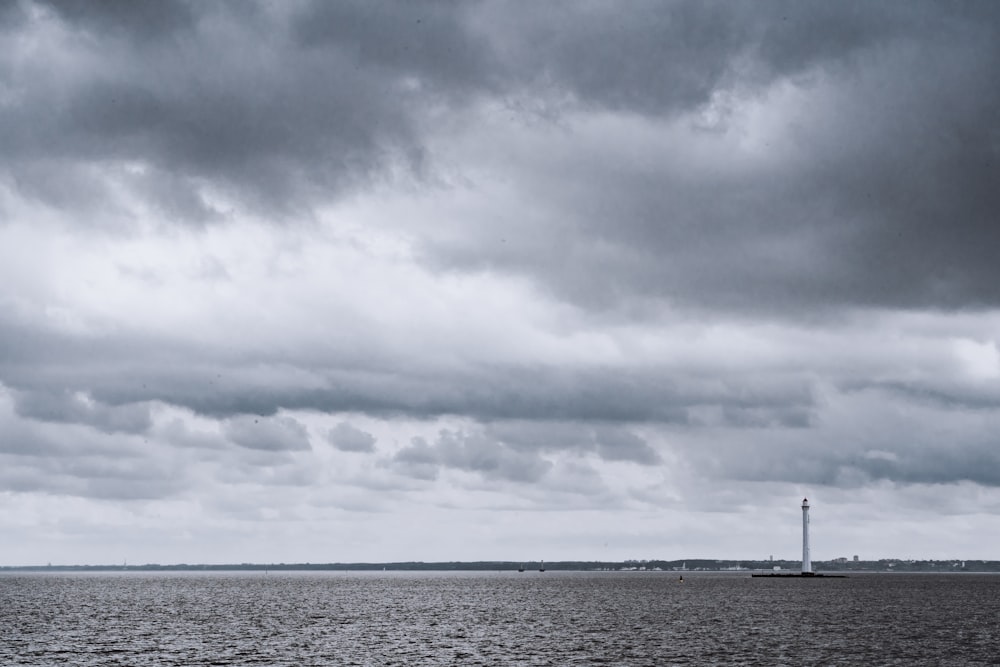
853 555 859 562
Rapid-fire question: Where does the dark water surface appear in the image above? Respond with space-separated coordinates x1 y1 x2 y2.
2 571 998 666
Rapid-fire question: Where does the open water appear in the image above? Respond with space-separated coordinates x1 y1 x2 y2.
2 570 998 666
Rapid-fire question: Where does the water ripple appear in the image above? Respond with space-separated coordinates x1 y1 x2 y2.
2 571 999 665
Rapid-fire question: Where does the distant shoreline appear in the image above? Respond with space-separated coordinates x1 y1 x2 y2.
3 559 999 573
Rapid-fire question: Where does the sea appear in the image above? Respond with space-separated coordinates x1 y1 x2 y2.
2 570 998 666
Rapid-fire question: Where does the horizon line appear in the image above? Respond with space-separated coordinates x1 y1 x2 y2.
1 557 993 571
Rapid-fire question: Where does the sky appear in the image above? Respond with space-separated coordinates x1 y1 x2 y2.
1 0 999 566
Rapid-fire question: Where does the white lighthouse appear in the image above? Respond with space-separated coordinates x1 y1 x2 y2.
801 497 812 574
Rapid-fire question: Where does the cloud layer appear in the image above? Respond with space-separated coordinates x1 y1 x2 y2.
1 0 999 564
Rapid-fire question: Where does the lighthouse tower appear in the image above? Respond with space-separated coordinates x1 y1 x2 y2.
801 497 812 574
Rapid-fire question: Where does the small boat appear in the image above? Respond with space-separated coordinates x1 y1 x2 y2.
539 560 545 572
518 564 524 572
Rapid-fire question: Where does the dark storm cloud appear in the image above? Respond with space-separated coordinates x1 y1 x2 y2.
328 421 377 453
435 3 1000 314
4 1 998 309
36 0 197 40
0 0 25 26
0 0 434 219
291 0 494 92
482 0 899 115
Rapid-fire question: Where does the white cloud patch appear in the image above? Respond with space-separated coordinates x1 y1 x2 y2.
328 421 377 453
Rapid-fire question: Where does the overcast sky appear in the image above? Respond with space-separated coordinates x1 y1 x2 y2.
2 0 999 566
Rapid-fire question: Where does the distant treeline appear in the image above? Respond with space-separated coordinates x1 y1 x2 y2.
3 559 1000 572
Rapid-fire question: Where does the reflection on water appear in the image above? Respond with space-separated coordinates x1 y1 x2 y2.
2 571 998 665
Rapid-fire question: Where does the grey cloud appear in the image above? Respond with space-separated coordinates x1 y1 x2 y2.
138 364 807 425
292 0 495 93
156 418 227 450
390 430 552 483
843 446 1000 487
431 71 1000 315
725 439 1000 489
545 459 608 497
0 415 66 457
0 413 188 500
216 456 321 487
131 168 226 224
390 437 440 481
0 461 184 500
484 421 595 453
0 395 157 461
12 389 152 434
0 314 813 422
328 421 377 453
224 415 311 451
856 381 1000 412
679 384 1000 488
421 4 1000 315
1 1 428 220
593 426 660 465
4 0 997 314
434 429 552 482
714 406 814 429
57 454 188 500
0 2 957 223
484 0 898 116
485 420 662 466
36 0 198 41
3 0 1000 563
0 1 23 25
